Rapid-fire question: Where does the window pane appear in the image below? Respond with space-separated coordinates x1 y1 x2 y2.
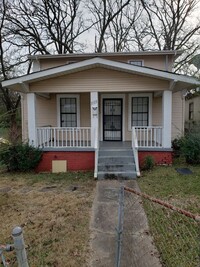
60 97 77 127
131 97 149 127
129 60 143 66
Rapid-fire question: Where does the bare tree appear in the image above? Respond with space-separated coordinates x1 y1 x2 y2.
138 0 200 72
0 0 22 142
5 0 89 55
108 1 143 52
87 0 131 52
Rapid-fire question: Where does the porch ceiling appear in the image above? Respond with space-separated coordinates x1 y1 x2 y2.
2 57 200 92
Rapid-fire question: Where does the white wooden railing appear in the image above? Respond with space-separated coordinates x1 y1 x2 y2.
134 126 163 148
36 127 92 148
132 127 140 177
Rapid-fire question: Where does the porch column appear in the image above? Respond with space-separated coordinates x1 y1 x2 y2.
90 92 99 147
27 93 36 147
162 90 172 148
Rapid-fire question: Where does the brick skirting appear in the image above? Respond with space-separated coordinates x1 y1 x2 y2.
138 151 173 166
35 150 172 173
35 151 95 173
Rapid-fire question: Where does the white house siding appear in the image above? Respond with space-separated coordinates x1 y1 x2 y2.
172 91 184 139
185 96 200 129
152 96 162 126
39 55 174 71
30 68 169 93
36 94 57 127
80 93 91 127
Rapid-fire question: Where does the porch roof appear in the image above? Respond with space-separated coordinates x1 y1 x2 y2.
2 57 200 93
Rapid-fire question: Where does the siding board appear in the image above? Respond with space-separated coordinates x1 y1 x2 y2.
30 68 169 93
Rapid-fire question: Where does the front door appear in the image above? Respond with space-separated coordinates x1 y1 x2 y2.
103 99 123 141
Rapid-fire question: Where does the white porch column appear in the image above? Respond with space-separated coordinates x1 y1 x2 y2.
90 92 99 147
162 90 172 148
27 93 36 147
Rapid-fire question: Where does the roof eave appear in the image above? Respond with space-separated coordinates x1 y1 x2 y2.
2 57 199 92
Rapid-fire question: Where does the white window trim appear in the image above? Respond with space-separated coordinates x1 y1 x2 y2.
56 94 80 127
128 93 152 131
101 94 126 141
128 59 144 66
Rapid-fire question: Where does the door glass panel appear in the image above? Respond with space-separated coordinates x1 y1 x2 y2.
103 99 122 141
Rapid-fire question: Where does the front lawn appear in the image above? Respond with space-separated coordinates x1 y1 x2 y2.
0 171 96 267
138 162 200 267
138 162 200 213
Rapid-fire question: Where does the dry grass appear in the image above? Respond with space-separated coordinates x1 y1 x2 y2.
0 171 96 267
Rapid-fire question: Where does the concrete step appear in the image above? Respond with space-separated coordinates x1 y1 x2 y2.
98 163 135 172
99 150 133 157
98 156 135 164
98 171 137 180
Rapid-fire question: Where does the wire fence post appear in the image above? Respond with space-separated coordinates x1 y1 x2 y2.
12 227 29 267
115 186 124 267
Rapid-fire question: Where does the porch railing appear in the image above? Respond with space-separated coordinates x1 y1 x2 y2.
36 127 92 148
133 126 163 148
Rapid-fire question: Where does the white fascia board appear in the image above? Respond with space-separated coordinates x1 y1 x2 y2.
2 57 200 91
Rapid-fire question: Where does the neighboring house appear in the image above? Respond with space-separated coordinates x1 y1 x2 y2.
2 51 200 178
185 93 200 131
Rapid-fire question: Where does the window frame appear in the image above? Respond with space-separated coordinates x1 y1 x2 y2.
57 94 80 127
128 93 152 131
128 59 144 66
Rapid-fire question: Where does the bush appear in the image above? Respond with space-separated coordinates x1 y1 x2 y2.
142 155 155 171
181 132 200 164
0 142 42 171
172 137 184 158
173 129 200 164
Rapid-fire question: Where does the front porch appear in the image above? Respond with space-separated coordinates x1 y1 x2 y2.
34 126 173 177
28 90 174 177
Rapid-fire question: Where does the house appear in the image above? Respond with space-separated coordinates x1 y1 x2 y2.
2 51 200 178
185 92 200 132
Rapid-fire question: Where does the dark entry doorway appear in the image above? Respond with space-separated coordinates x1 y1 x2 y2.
103 99 123 141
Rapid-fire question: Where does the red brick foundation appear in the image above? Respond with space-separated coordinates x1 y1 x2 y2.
138 151 173 167
35 151 95 173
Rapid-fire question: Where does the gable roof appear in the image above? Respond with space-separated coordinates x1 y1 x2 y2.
28 50 183 60
2 57 200 92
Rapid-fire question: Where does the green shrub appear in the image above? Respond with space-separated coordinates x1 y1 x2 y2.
142 155 155 171
172 137 184 157
0 142 42 171
180 132 200 164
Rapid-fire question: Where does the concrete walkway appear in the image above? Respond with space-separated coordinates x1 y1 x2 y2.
89 180 161 267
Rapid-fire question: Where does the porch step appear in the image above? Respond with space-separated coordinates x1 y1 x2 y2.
98 171 137 180
99 149 133 157
97 146 137 180
98 163 135 172
98 156 134 165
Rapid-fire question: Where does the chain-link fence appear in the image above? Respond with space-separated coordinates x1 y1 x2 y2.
116 186 200 267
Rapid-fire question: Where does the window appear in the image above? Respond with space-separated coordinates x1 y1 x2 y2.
128 93 152 130
128 60 143 66
131 97 149 126
57 94 80 127
189 102 194 120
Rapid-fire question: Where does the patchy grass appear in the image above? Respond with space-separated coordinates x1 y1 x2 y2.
138 162 200 267
138 162 200 213
0 171 96 267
